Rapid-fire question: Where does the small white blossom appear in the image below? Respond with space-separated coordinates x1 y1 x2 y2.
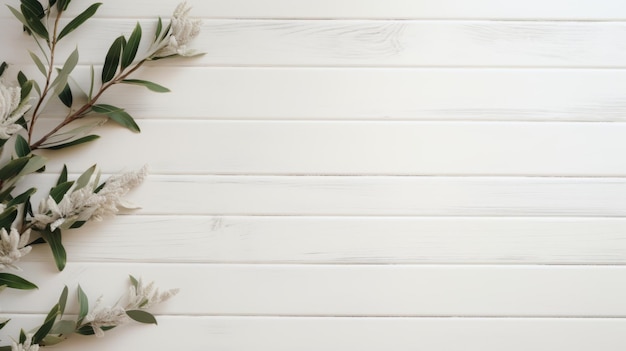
153 2 202 58
0 228 31 270
33 166 148 231
11 333 39 351
83 297 129 338
0 81 29 139
126 277 179 310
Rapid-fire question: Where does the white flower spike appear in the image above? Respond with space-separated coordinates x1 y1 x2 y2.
33 166 148 231
153 2 202 58
0 81 29 140
0 228 32 270
11 333 39 351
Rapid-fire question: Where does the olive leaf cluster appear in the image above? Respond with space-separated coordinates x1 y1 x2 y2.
0 0 200 348
0 275 176 350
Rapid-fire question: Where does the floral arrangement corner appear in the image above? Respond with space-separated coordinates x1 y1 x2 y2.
0 0 202 349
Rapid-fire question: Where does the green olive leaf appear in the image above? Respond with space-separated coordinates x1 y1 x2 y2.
102 36 125 83
91 104 140 132
121 79 170 92
57 3 102 41
126 310 157 325
0 273 38 290
121 22 142 69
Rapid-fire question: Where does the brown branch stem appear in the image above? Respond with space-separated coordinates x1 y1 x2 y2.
27 10 63 144
30 59 147 150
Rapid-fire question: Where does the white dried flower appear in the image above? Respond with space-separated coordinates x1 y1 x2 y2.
0 81 29 139
83 297 129 338
126 277 179 310
33 166 148 231
0 228 31 270
11 333 39 351
153 2 202 58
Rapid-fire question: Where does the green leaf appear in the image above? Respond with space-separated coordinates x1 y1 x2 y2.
0 157 29 180
51 48 79 95
69 220 86 229
88 65 95 100
41 334 66 346
19 80 33 102
56 0 70 11
121 22 142 69
129 274 139 289
91 104 140 132
57 3 102 41
40 228 66 271
0 62 7 77
121 79 170 93
49 319 75 335
76 325 114 336
7 187 36 208
14 135 30 157
0 273 37 290
125 310 157 325
19 329 26 344
21 0 45 18
75 164 96 190
102 36 124 83
49 181 73 203
58 82 72 108
19 155 47 177
20 1 49 40
33 303 60 344
77 285 88 325
57 165 67 185
0 319 9 331
29 51 47 76
17 71 27 86
42 135 100 150
154 17 163 42
58 286 69 316
0 207 17 232
7 6 30 32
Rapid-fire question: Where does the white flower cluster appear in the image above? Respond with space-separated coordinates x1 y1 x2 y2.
126 276 180 310
0 228 31 270
0 80 30 140
11 334 39 351
83 296 128 338
33 166 147 231
85 278 178 337
153 1 202 58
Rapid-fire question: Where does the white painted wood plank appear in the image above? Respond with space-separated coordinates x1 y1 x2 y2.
121 175 626 216
3 315 626 351
5 19 626 67
25 215 626 264
17 174 626 217
30 120 626 176
5 263 626 316
12 66 626 121
4 0 626 20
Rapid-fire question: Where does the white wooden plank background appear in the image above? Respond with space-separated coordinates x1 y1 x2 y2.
2 0 626 350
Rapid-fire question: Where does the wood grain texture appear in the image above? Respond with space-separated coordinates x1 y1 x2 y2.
8 66 626 122
5 262 626 317
5 19 626 67
16 174 626 217
3 0 626 19
2 0 626 349
124 175 626 217
22 215 626 265
29 119 626 176
4 315 626 351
